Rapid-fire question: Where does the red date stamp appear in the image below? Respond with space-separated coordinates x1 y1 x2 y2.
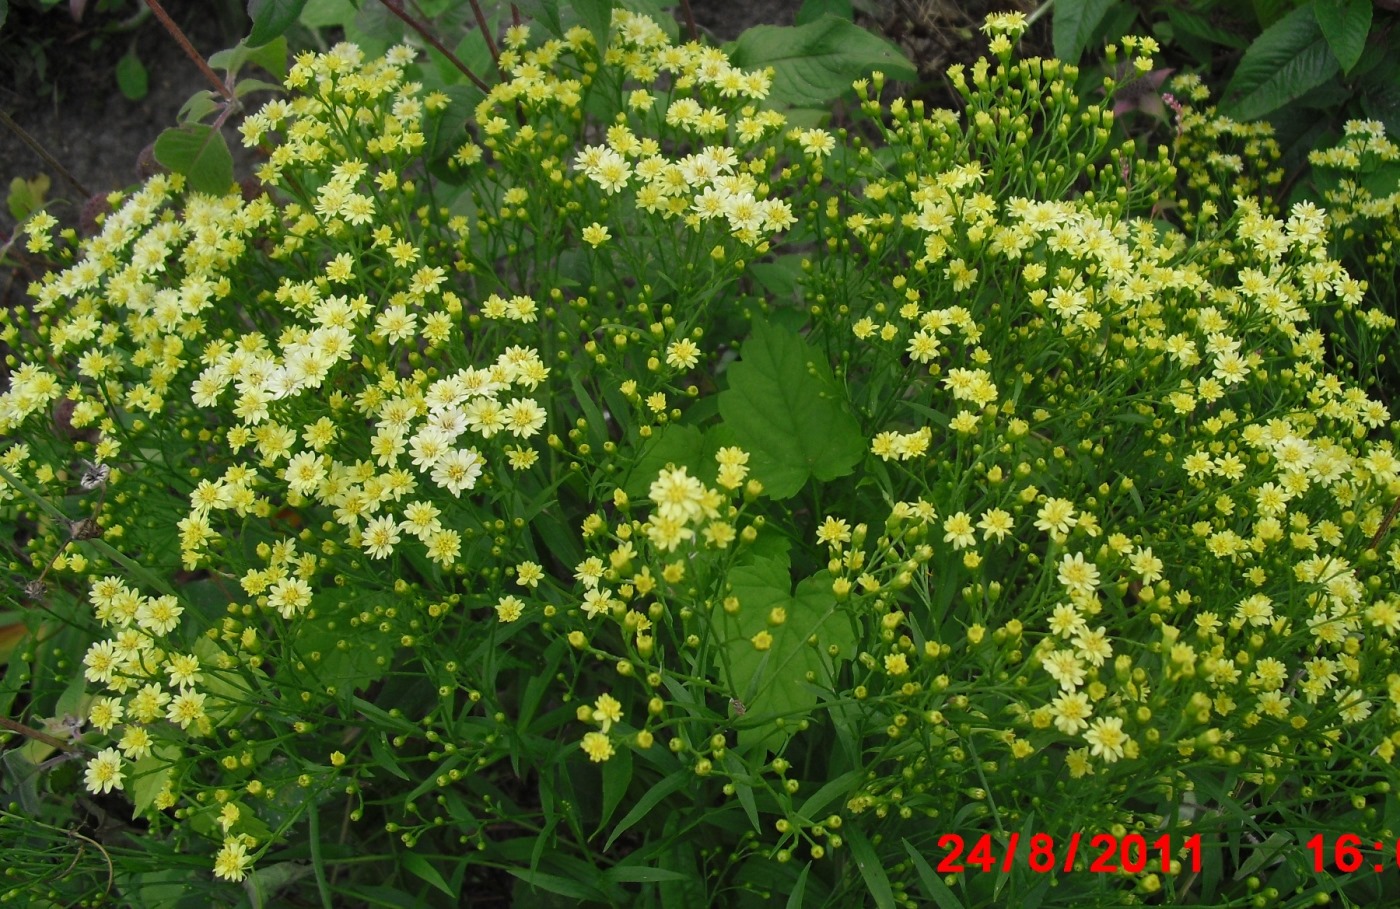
935 832 1203 874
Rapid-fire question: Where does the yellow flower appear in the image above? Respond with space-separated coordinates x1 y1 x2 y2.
593 694 623 731
83 748 125 795
582 223 611 247
213 838 252 882
581 731 614 762
495 595 525 623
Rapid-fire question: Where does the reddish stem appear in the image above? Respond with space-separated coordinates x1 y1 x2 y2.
144 0 235 104
0 715 80 754
467 0 500 67
377 0 491 93
679 0 699 42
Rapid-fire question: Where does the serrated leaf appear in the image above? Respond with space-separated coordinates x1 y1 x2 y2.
116 48 148 100
1314 0 1372 74
1164 7 1249 50
512 0 563 37
715 555 856 750
718 319 864 499
130 743 180 819
1052 0 1114 63
573 0 614 51
246 0 308 47
622 423 705 499
1221 5 1340 120
153 125 235 194
728 15 915 108
422 84 484 162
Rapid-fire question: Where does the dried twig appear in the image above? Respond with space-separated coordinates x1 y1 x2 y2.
0 110 92 198
377 0 491 93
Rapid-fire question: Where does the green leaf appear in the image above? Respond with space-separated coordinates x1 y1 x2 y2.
209 35 289 80
508 867 608 901
715 556 857 750
904 840 963 909
573 0 615 52
602 865 691 884
718 319 864 499
234 78 284 99
178 90 222 124
796 0 852 25
246 0 309 47
845 826 896 909
1052 0 1114 64
402 851 455 897
369 732 410 780
728 15 915 108
785 863 812 909
605 770 688 850
130 743 180 819
299 0 355 28
596 744 633 834
512 0 563 37
153 125 235 195
622 423 706 499
1164 7 1249 50
116 48 148 101
7 173 50 221
1314 0 1372 74
1221 5 1341 120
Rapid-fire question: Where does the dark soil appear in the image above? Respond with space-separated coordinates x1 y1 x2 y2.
0 1 250 240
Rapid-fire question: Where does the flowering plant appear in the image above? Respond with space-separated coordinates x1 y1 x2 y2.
3 6 1398 907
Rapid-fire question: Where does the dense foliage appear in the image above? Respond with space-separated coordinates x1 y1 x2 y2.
2 3 1399 907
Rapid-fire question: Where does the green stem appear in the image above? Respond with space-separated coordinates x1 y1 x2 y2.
309 803 333 909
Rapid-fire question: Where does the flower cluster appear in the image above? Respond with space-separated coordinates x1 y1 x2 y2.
3 8 1397 904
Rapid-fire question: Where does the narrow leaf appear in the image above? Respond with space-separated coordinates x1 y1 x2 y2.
604 771 688 850
844 826 896 909
402 852 454 897
785 863 812 909
508 868 608 900
1314 0 1372 73
1052 0 1114 63
904 840 963 909
1221 5 1341 120
597 745 633 834
602 865 691 884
